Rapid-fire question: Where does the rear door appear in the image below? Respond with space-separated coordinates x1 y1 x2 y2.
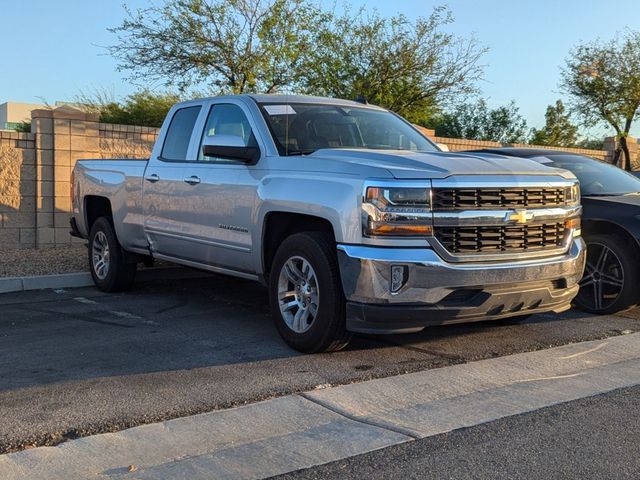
142 103 204 259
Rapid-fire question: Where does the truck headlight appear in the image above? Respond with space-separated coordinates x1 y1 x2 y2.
566 183 580 206
362 186 432 237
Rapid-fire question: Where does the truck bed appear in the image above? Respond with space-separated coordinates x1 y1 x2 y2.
73 159 149 252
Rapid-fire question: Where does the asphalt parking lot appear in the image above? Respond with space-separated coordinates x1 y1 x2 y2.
0 270 638 454
276 386 640 480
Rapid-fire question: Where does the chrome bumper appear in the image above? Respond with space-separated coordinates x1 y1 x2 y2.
337 238 586 334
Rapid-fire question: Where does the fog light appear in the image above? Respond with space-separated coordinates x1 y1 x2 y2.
390 265 408 293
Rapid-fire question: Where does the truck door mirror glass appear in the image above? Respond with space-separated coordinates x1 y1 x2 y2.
202 135 260 163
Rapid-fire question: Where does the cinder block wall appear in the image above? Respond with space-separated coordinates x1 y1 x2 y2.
0 106 158 249
0 130 36 247
416 127 610 161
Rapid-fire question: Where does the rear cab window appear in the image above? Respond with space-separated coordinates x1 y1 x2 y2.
161 106 202 161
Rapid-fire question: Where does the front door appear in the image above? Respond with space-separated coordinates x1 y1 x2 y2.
179 102 261 272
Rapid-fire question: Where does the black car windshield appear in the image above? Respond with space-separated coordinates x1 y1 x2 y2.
258 102 437 156
536 154 640 196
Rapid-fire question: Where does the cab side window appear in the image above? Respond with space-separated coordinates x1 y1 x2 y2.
160 106 201 161
198 104 257 162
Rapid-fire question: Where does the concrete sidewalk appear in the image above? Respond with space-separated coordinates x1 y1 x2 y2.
0 266 211 294
1 333 639 480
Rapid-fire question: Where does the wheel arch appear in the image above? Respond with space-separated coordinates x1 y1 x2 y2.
576 218 640 313
582 219 640 256
261 211 336 277
84 195 113 233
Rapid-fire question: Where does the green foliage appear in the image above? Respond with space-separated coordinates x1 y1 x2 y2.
102 91 180 127
429 99 529 143
575 138 605 150
301 6 486 123
529 100 578 147
560 31 640 169
108 1 486 122
109 0 326 94
14 121 31 133
80 90 181 127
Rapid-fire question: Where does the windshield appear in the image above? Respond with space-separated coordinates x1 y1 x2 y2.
258 102 438 156
536 154 640 196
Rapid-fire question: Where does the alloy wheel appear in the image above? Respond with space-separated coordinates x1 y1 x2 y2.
92 231 111 280
277 256 320 333
576 242 624 311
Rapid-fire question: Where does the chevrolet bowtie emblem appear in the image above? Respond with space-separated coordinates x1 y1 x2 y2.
507 210 535 224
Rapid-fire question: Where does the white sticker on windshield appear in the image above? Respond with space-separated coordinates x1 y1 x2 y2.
264 104 297 116
529 155 554 164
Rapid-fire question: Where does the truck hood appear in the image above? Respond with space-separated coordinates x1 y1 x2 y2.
308 148 574 179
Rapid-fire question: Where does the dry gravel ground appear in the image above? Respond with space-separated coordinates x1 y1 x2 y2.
0 244 88 277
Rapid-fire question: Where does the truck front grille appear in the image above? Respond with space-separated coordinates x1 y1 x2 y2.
432 188 566 210
435 222 566 254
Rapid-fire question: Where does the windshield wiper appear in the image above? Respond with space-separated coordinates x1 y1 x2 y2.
286 149 317 156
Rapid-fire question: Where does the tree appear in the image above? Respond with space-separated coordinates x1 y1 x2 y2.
109 0 326 94
14 121 31 133
530 100 578 147
301 6 486 123
560 31 640 170
108 2 486 123
79 90 182 127
576 138 605 150
430 99 529 143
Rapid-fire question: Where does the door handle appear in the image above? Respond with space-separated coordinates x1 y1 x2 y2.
184 176 201 185
145 174 160 183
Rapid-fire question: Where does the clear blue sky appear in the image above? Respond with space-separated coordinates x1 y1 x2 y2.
2 0 639 135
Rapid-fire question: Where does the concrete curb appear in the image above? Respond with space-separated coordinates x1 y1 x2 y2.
0 267 212 294
1 333 639 480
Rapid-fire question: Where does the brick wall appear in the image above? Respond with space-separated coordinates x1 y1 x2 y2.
0 105 158 249
0 131 36 247
416 126 612 161
99 123 159 159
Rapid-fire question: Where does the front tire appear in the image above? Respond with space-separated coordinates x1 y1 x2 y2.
574 233 640 314
88 217 137 292
269 232 352 353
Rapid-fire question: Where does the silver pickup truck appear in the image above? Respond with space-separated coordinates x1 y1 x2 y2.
71 94 585 352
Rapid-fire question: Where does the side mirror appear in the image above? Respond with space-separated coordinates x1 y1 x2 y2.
436 143 450 152
202 134 260 163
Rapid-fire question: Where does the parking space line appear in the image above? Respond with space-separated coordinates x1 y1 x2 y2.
72 297 98 305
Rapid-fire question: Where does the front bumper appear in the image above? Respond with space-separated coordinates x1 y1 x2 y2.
337 238 586 334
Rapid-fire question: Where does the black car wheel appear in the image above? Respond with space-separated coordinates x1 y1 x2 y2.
575 233 639 314
269 232 352 353
88 217 137 292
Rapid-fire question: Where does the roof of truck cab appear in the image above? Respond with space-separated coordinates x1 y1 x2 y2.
247 93 385 109
175 94 386 110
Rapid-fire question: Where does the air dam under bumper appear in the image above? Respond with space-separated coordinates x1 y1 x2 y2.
337 238 586 334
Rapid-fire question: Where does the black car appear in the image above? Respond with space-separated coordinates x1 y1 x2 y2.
469 147 640 315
